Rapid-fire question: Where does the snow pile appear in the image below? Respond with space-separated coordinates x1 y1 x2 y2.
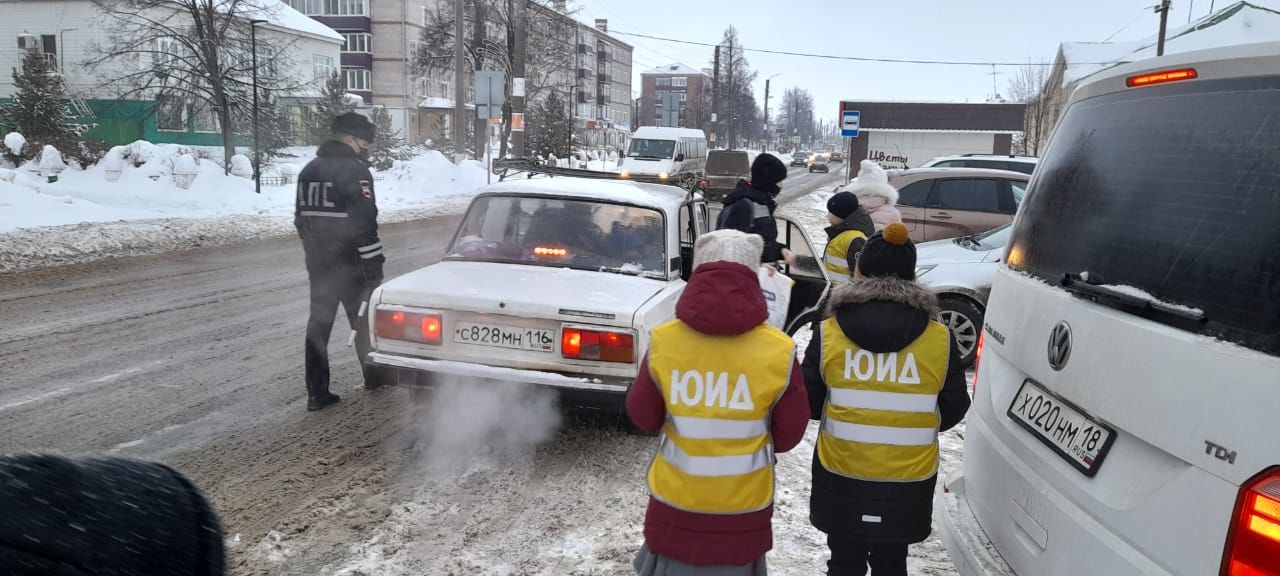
38 146 67 173
0 144 488 272
230 154 254 178
5 132 25 155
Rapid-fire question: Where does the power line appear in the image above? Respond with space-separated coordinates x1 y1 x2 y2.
610 30 1111 67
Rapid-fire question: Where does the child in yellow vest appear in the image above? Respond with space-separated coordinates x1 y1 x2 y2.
802 223 971 576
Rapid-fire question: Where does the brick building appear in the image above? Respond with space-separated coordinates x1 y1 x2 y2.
639 63 710 130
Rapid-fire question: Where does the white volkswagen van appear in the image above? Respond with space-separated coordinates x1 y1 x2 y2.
619 126 707 178
936 42 1280 575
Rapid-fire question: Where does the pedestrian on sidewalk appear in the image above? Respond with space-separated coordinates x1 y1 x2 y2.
716 154 796 267
295 112 385 412
627 229 810 575
0 454 225 575
821 191 874 283
845 160 902 231
802 223 970 576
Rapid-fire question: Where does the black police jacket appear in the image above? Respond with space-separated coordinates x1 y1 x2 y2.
294 141 384 270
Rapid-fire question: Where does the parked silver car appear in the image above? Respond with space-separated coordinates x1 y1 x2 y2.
914 223 1011 365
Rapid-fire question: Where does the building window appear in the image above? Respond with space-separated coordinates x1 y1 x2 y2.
289 0 365 15
422 5 429 25
192 101 220 133
344 68 371 92
313 54 335 81
672 77 687 87
408 40 420 60
156 96 186 132
341 33 371 53
679 93 687 102
656 78 670 86
337 0 366 16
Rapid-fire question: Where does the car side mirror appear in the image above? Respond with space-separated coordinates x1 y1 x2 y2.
675 154 685 162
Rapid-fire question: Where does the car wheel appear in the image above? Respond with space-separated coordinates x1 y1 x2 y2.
939 297 985 366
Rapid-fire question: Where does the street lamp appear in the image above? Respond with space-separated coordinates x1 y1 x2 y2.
763 72 781 152
250 19 269 194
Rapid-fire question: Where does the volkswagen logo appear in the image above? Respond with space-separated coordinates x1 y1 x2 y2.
1047 322 1072 371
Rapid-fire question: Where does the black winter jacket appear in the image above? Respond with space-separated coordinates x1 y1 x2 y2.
802 277 971 544
294 141 384 271
716 180 785 263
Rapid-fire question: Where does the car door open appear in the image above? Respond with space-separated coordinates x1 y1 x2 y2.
775 215 829 335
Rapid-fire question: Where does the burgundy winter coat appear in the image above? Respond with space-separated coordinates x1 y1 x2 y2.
626 261 811 566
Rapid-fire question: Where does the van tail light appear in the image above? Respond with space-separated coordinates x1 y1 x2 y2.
375 309 443 346
1223 468 1280 576
1126 67 1197 88
972 332 985 397
562 327 635 363
699 178 709 189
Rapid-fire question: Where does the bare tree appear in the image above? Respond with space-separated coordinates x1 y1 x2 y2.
87 0 305 170
415 0 577 158
779 87 816 148
716 26 758 149
1006 62 1054 156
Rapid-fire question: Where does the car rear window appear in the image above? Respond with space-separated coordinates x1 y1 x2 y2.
448 195 667 278
1009 75 1280 355
706 151 749 175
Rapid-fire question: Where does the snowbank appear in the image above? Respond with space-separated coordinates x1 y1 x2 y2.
0 144 488 272
5 132 25 156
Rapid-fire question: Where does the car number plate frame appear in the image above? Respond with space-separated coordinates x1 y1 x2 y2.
453 322 555 353
1007 379 1117 477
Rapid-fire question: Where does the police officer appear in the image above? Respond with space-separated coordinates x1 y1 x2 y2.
716 153 796 266
626 229 810 574
295 112 383 412
802 223 970 576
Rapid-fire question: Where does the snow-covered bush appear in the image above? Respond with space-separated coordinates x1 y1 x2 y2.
172 153 199 189
230 154 253 178
0 168 15 183
102 147 126 182
39 146 67 174
5 132 25 156
123 140 160 167
277 163 299 179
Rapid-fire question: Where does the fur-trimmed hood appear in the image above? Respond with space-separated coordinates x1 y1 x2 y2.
843 180 900 205
824 277 940 353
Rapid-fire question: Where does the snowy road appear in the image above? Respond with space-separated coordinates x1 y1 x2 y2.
0 165 961 575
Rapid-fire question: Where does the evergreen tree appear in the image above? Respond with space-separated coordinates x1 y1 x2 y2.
0 52 84 156
367 106 409 170
236 92 294 166
526 91 571 160
309 72 355 144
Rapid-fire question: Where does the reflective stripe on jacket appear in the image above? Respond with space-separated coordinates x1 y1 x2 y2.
646 319 795 514
823 229 868 283
817 317 949 481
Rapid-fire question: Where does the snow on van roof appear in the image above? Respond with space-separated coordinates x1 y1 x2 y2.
476 177 689 211
631 127 707 139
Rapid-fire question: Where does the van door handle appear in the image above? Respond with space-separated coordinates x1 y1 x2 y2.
932 212 953 220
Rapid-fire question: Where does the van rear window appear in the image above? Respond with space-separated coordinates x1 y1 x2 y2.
1009 75 1280 356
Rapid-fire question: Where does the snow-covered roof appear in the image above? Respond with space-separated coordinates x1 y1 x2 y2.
643 63 707 76
477 177 688 212
1059 1 1280 87
239 0 343 43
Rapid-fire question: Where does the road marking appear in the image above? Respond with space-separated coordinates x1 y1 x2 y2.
89 366 146 383
0 387 71 412
109 424 186 453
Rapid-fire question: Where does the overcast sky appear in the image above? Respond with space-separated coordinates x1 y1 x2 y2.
571 0 1270 124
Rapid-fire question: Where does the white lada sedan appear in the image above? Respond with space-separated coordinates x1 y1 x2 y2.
365 176 828 406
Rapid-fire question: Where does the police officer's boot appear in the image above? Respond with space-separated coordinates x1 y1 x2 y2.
307 392 340 411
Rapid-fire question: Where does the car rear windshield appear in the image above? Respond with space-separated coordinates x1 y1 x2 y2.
706 151 750 175
448 195 667 278
1009 75 1280 355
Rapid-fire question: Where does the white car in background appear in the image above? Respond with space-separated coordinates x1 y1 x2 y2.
366 177 828 406
918 154 1038 175
936 42 1280 576
915 224 1011 366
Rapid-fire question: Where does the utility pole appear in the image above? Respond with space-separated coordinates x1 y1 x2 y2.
452 0 466 163
1156 0 1172 57
763 78 771 152
725 38 735 150
250 19 266 194
711 45 720 148
511 0 527 157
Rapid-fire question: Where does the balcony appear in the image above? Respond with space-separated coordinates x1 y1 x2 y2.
577 91 590 103
577 44 589 54
596 95 607 105
597 73 609 83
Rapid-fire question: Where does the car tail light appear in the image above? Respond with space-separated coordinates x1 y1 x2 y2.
375 309 443 345
1127 67 1197 88
1223 468 1280 576
972 332 985 397
562 327 635 363
699 178 709 190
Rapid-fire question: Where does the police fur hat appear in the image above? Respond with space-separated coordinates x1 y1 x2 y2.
0 454 225 576
692 229 763 273
332 112 376 143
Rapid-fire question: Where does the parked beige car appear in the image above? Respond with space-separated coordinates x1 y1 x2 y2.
886 167 1029 243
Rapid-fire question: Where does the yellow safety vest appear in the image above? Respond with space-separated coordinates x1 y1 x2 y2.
646 320 795 514
817 318 950 481
824 229 868 283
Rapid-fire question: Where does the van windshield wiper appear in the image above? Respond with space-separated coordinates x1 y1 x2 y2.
1060 273 1207 324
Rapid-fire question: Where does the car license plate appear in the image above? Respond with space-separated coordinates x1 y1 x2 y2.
1007 380 1116 477
453 322 554 353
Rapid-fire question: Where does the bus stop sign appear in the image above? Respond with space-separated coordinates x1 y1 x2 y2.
841 110 860 138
